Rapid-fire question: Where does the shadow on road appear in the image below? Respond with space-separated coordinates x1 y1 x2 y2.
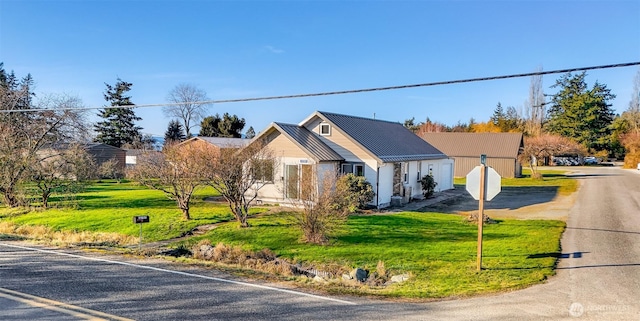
565 226 640 235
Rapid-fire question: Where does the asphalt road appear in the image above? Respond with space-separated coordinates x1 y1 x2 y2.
1 166 639 320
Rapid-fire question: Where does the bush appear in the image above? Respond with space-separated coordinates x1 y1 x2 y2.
336 174 375 212
419 174 437 198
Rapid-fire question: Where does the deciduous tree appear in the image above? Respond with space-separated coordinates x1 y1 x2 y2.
204 140 275 227
519 134 585 179
128 142 214 220
164 83 209 138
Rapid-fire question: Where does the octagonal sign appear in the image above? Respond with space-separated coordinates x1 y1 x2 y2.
466 166 501 201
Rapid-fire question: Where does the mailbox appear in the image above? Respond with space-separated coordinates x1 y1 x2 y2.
133 215 150 224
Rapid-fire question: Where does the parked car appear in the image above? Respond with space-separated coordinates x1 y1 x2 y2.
584 156 598 165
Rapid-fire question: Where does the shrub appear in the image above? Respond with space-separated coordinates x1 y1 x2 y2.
336 174 375 212
419 174 437 198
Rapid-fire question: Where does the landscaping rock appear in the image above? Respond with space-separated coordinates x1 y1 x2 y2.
352 268 368 282
313 275 325 283
390 274 410 283
342 273 353 281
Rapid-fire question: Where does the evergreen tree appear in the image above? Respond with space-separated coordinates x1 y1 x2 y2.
164 119 186 143
94 78 142 148
199 113 245 138
218 113 245 138
546 72 616 152
245 126 256 139
199 114 221 137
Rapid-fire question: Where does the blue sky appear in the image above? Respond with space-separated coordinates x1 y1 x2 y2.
1 0 639 138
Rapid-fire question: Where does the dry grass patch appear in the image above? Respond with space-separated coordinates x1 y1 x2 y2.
0 221 136 246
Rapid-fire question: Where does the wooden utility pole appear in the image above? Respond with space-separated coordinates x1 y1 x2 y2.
477 163 486 272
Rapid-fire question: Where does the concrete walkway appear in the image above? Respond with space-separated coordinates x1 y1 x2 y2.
388 187 467 212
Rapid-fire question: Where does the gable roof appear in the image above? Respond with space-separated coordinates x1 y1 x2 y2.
304 111 447 163
420 132 524 159
265 122 344 162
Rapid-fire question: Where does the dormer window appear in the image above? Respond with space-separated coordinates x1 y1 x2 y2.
320 123 331 136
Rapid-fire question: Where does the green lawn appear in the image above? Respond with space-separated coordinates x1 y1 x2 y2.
454 168 578 195
0 181 260 242
182 212 565 298
0 176 568 299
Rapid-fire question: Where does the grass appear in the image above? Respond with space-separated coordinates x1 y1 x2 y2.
454 168 578 196
0 181 265 243
1 177 568 299
181 211 565 298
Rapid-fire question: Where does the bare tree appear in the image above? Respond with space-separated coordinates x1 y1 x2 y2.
128 142 213 220
204 140 276 227
0 92 88 207
524 67 546 136
290 167 350 244
165 83 210 138
518 134 586 179
31 144 96 208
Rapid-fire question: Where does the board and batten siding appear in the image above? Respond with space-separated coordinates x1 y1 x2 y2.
453 157 520 178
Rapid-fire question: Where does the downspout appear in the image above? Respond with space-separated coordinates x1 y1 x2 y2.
376 165 380 209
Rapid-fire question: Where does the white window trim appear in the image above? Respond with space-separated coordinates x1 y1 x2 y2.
319 123 331 136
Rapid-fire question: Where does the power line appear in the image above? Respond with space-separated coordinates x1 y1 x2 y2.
2 61 639 113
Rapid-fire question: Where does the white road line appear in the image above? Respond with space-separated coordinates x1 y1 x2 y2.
0 287 133 321
0 242 357 305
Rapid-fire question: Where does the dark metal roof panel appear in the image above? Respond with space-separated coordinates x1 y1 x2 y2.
275 122 344 162
317 111 447 162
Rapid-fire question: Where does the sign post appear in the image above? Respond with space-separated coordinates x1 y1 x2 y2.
466 155 501 271
133 215 150 250
477 164 486 271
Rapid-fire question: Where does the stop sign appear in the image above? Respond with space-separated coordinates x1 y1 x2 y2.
466 165 501 201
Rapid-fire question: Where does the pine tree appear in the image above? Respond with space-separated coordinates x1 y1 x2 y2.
164 119 186 143
245 126 256 139
546 72 616 152
94 79 142 148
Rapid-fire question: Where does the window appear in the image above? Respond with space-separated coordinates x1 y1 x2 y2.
354 164 364 177
252 159 274 182
341 163 364 176
320 123 331 136
403 162 409 184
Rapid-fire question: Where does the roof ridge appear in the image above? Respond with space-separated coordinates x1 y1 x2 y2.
317 111 401 125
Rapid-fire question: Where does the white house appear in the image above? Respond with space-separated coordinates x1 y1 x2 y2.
251 111 454 208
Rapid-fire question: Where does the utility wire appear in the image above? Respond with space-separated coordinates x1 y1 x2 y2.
2 61 639 113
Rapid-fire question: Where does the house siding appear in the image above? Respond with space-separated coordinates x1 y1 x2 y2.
306 117 373 162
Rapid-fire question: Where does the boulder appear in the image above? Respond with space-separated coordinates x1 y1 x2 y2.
390 274 410 283
352 268 368 282
342 273 353 281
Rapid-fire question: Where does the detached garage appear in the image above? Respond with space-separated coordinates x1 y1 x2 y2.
420 132 524 178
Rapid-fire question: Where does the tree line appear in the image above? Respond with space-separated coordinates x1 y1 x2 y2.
406 69 640 173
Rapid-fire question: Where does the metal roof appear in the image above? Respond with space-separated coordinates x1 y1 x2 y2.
191 137 250 148
315 111 447 163
274 122 344 162
420 132 524 159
